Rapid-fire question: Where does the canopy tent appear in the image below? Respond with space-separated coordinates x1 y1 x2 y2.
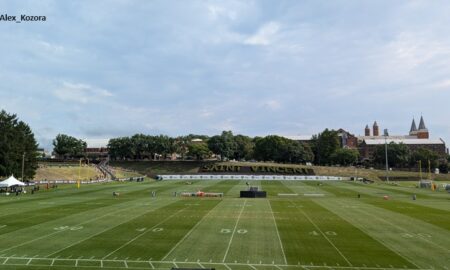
0 175 26 188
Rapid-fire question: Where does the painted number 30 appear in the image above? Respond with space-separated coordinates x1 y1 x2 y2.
221 229 247 234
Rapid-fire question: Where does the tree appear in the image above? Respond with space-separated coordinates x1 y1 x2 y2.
0 110 39 179
108 137 134 160
282 140 314 163
310 129 340 165
254 135 313 163
233 135 254 160
188 142 210 160
53 134 87 159
373 142 410 168
207 131 236 160
330 148 359 166
410 147 439 169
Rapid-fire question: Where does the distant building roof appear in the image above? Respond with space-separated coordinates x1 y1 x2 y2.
363 138 444 145
191 138 203 142
282 135 313 141
84 138 109 148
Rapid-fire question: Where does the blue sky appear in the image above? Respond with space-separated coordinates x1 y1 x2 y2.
1 0 450 149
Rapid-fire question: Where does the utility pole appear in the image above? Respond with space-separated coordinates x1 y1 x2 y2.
21 152 25 181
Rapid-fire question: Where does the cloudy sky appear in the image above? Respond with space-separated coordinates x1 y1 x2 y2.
1 0 450 149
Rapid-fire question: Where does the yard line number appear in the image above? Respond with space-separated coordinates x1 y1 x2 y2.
221 228 247 234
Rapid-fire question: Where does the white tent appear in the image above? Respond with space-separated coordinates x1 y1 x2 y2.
0 175 26 188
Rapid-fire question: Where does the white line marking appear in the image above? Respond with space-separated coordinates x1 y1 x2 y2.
0 256 432 270
103 207 187 259
267 200 288 265
222 200 247 262
148 261 154 269
162 201 222 261
0 205 132 254
294 202 352 267
249 264 258 270
124 260 128 268
173 262 179 268
26 258 32 265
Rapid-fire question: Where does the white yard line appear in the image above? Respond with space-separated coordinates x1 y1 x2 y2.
0 256 432 270
0 205 132 254
102 207 188 259
267 200 288 265
161 200 222 261
296 203 352 267
222 200 247 263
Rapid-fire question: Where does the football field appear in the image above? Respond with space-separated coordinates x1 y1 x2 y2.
0 180 448 270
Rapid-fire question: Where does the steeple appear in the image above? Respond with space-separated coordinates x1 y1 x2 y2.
418 116 426 130
409 118 417 135
416 115 429 139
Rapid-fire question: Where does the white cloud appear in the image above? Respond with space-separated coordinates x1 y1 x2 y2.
53 82 113 104
244 22 280 46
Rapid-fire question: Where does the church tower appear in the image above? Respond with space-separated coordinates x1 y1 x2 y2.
416 116 429 139
365 125 370 136
409 118 418 136
373 121 379 136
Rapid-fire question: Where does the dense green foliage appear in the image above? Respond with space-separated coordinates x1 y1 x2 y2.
372 143 442 169
373 142 411 168
187 142 211 160
330 148 360 166
254 135 313 163
310 129 340 165
207 131 237 160
0 110 39 179
53 134 87 158
108 134 175 160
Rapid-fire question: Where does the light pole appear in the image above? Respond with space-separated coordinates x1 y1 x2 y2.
384 129 389 183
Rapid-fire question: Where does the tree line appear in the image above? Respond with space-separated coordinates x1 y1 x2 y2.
52 128 449 171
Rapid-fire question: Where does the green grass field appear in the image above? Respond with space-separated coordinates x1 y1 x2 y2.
0 180 448 270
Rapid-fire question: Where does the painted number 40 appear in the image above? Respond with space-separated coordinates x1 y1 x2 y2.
221 229 247 234
309 231 337 236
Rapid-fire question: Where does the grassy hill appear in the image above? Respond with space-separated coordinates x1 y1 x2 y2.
34 164 101 180
110 160 450 182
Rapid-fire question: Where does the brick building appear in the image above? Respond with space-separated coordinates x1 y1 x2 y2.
358 116 446 160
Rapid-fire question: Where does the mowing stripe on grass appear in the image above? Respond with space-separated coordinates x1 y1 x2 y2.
222 200 247 262
161 197 225 261
0 181 198 255
103 206 188 259
291 200 352 267
267 200 287 265
314 181 450 231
